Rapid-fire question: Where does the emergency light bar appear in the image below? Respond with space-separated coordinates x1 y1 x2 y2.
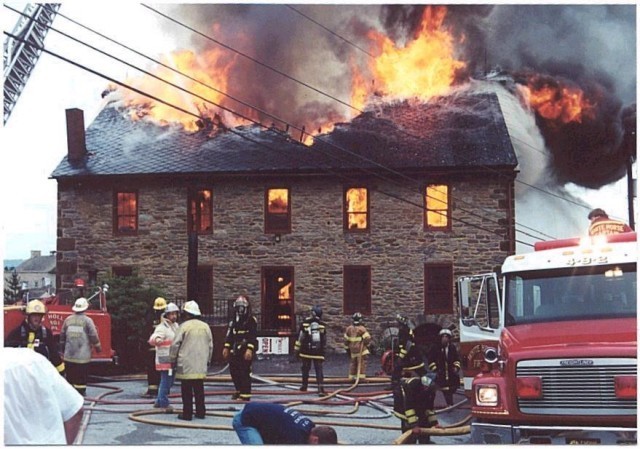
534 232 636 252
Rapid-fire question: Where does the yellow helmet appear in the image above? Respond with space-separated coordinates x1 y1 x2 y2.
25 300 46 315
153 297 167 310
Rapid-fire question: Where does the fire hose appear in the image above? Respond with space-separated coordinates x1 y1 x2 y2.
75 383 124 445
84 350 471 442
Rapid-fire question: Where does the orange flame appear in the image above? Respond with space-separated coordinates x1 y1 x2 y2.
118 48 248 131
268 189 288 214
366 6 465 101
114 6 468 142
523 75 596 124
277 276 292 300
350 57 370 111
346 187 368 229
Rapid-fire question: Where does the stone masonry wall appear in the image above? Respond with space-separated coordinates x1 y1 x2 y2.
57 173 513 352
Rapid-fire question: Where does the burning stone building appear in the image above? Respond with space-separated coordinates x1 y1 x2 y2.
51 90 516 351
49 3 636 352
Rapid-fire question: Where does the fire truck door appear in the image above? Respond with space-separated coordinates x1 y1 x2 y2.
457 273 503 394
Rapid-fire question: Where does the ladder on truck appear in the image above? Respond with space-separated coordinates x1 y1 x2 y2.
3 3 61 125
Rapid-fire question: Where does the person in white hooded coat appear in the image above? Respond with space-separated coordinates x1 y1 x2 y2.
148 302 180 409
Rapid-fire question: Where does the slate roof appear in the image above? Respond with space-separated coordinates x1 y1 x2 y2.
51 91 517 179
16 254 56 273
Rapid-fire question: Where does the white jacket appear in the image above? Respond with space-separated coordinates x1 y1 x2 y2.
148 317 179 370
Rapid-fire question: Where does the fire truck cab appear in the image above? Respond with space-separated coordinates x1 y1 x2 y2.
458 232 637 444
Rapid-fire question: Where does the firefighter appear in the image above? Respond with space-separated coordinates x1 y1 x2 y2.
60 297 102 396
223 295 258 401
393 371 438 444
428 328 461 406
169 300 213 421
294 305 327 396
142 297 166 398
343 312 372 381
5 299 65 375
391 314 425 387
587 208 633 236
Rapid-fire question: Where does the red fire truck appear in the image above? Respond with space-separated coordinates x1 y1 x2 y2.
458 232 637 444
4 284 115 363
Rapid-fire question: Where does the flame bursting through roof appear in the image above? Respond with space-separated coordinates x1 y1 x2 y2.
109 4 635 189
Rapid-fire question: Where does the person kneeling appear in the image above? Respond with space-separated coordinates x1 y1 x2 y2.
233 402 337 444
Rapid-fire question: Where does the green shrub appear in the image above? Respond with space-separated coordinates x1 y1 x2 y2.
102 272 164 372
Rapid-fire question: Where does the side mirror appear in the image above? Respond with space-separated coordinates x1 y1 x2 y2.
459 279 470 309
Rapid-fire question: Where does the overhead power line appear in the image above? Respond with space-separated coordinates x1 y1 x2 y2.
141 3 362 115
284 5 374 58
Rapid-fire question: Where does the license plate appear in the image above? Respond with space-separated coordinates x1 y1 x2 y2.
565 437 601 444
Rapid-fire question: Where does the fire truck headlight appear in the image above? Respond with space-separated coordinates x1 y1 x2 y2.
476 384 499 406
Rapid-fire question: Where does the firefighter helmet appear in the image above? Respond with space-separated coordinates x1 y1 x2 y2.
439 328 453 337
183 300 201 316
164 302 179 315
396 313 408 326
352 312 363 325
588 208 607 220
311 304 323 319
25 300 46 315
234 295 249 318
72 297 89 312
153 297 167 310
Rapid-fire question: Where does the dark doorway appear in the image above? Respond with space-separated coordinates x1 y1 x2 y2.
261 266 294 333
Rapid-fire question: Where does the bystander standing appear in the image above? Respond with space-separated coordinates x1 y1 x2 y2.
4 348 84 445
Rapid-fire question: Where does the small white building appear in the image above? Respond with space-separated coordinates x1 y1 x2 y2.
10 250 56 298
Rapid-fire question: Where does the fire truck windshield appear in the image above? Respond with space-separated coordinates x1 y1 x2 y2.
505 262 637 325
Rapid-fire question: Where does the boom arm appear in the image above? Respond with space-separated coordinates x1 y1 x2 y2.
3 3 60 125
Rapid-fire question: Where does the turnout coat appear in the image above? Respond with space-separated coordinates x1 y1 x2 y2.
169 317 213 380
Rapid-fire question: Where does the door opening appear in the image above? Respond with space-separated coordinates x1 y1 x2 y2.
261 267 295 334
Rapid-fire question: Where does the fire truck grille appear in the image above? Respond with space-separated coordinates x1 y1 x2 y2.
516 358 637 416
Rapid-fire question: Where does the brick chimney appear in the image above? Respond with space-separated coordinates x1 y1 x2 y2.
66 108 86 162
30 250 41 259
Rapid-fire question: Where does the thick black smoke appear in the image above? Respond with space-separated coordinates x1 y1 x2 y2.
479 5 636 188
159 4 635 188
380 4 636 188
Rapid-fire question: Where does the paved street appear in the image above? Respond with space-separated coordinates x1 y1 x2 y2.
78 355 471 445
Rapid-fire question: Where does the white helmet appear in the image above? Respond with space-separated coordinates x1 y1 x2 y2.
183 300 201 316
164 302 180 315
72 297 89 312
25 299 46 315
234 295 249 319
439 328 453 337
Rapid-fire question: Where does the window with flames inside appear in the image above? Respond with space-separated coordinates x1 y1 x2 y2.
345 187 369 231
114 191 138 235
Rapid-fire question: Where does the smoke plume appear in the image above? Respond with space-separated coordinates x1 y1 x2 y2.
156 4 635 191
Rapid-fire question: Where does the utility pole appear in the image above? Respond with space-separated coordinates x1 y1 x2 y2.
187 231 198 302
